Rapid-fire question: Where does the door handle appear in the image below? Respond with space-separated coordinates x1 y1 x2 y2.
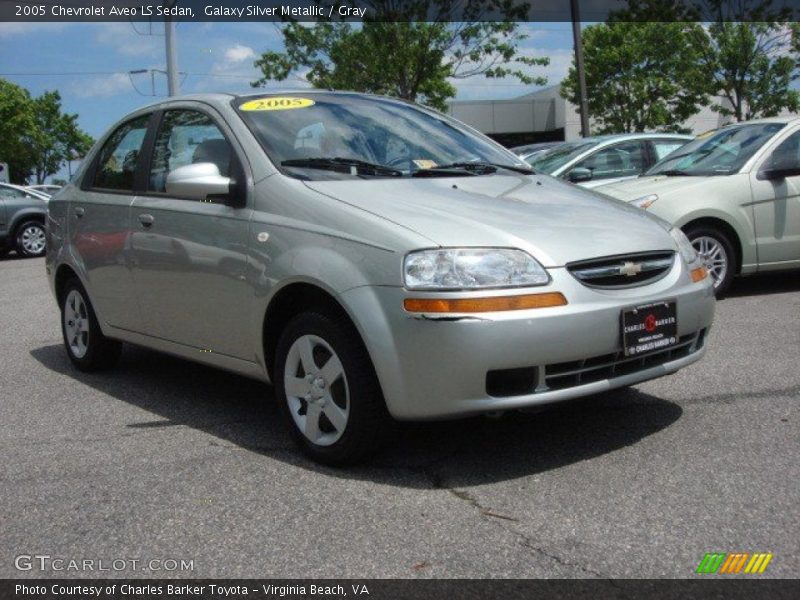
74 207 85 218
138 213 155 228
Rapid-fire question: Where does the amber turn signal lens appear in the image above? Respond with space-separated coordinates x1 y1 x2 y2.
690 266 708 283
403 292 568 313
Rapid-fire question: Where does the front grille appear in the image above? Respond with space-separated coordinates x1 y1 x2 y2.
568 252 675 288
543 330 704 391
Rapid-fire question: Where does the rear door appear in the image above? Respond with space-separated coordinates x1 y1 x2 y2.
129 106 253 359
749 129 800 269
72 113 153 330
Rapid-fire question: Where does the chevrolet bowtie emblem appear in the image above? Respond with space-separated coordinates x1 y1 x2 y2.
619 261 643 277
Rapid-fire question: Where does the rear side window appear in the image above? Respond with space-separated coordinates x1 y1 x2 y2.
148 109 232 194
91 115 150 191
652 140 686 161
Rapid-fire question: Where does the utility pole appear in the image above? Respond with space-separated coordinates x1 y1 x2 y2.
570 0 590 137
164 1 179 96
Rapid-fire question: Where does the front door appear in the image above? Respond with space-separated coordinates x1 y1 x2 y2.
129 108 253 359
749 130 800 268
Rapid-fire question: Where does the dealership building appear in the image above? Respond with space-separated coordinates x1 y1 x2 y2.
446 84 744 147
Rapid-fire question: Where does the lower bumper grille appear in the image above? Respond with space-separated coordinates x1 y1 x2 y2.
486 329 705 397
543 330 705 391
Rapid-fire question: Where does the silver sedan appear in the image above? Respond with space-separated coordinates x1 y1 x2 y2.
46 92 715 464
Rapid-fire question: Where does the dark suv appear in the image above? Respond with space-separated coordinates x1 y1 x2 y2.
0 183 48 258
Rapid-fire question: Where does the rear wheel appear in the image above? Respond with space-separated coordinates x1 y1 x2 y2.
684 225 736 297
274 311 392 466
60 278 122 371
15 220 46 258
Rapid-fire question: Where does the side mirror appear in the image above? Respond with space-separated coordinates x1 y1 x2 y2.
756 165 800 180
166 163 240 205
568 167 593 183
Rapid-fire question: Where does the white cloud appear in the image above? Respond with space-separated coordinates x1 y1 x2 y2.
69 73 133 98
224 44 256 63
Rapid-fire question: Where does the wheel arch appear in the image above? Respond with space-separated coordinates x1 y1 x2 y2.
261 281 368 382
54 263 81 307
679 215 744 275
11 210 46 238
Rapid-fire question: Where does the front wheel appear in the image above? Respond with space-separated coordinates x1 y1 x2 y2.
274 311 392 466
60 278 122 371
15 220 46 258
684 225 737 297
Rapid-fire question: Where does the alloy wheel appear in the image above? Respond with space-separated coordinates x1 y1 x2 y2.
20 224 46 255
692 235 728 289
64 290 89 358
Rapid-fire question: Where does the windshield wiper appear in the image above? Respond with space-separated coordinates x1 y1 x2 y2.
653 169 693 176
435 161 535 175
281 157 403 177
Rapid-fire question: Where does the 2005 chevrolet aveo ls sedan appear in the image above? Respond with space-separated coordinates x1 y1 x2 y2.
46 92 715 464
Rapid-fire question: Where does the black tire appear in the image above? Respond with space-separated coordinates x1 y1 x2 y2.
684 224 737 297
274 311 393 466
15 220 46 258
60 278 122 372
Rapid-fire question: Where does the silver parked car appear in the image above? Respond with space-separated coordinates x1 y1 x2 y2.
0 182 48 258
528 133 693 188
46 92 715 464
599 119 800 295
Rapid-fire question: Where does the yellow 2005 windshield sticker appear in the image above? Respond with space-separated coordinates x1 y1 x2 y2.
240 97 315 111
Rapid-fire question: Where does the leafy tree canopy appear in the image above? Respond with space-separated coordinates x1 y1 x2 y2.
0 79 92 184
252 0 550 111
561 21 711 133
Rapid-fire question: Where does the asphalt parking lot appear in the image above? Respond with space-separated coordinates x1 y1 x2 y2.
0 255 798 579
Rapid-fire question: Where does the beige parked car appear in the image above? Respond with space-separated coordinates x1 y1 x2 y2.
598 119 800 295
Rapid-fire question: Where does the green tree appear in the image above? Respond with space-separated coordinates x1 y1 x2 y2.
30 91 94 184
252 1 549 111
613 0 800 122
696 20 799 121
0 79 92 183
0 79 38 183
561 21 711 133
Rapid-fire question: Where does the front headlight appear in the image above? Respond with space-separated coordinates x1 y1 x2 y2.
404 248 549 290
670 228 697 264
631 194 658 210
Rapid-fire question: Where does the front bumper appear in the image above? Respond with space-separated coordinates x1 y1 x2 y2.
340 259 715 420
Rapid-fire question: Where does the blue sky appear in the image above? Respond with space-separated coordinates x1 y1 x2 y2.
0 22 577 180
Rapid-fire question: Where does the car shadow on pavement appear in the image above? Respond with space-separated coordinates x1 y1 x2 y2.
31 343 682 488
726 269 800 298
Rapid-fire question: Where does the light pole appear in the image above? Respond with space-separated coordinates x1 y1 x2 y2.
164 5 179 97
570 0 590 138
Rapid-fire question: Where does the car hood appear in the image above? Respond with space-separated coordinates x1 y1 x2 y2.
598 174 718 202
304 174 675 267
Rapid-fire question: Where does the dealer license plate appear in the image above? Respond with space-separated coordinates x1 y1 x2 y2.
621 300 678 357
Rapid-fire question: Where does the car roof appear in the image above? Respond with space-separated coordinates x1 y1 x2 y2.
586 132 694 142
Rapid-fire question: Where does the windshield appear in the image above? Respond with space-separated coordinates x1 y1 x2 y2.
234 94 526 179
647 123 786 176
527 140 600 172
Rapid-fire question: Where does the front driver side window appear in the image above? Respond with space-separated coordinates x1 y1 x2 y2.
149 110 233 195
92 115 150 191
765 131 800 171
571 141 645 181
